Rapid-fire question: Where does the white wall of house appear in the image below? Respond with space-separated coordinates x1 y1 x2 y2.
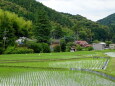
93 43 106 50
109 44 115 49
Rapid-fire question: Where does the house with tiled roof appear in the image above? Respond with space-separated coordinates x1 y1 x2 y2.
75 40 91 47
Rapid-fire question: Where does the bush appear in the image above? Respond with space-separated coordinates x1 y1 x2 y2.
0 48 3 54
41 43 50 53
66 42 75 47
86 47 93 51
4 46 15 54
66 46 71 52
54 45 61 52
26 42 42 53
76 45 82 51
0 42 3 54
60 40 66 52
4 46 33 54
12 47 33 54
66 42 76 52
26 42 50 53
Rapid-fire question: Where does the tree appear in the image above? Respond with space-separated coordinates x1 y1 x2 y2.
105 41 112 47
60 39 66 52
34 10 51 43
112 35 115 43
0 9 32 52
51 25 64 39
72 23 82 40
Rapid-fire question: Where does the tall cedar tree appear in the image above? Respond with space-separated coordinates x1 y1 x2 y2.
34 10 51 43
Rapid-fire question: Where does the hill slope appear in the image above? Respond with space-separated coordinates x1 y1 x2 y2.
0 0 111 42
97 13 115 42
97 13 115 26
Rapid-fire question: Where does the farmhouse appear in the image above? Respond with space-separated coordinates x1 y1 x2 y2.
75 40 91 47
16 37 37 45
16 37 27 45
109 44 115 49
93 42 106 50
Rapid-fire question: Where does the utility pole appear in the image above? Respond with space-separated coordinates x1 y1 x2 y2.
2 11 8 50
3 28 8 50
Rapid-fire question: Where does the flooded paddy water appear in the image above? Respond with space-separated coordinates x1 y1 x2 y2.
0 54 115 86
0 67 115 86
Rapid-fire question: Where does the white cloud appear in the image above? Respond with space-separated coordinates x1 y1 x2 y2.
37 0 115 21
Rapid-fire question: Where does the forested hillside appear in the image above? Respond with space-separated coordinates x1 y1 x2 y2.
97 13 115 26
0 0 114 54
0 0 111 41
97 13 115 43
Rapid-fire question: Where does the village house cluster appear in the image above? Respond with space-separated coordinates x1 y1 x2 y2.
16 37 115 52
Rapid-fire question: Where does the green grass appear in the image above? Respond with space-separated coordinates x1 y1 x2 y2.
0 50 107 60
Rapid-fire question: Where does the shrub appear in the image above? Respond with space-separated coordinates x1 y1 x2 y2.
60 40 66 52
41 43 50 53
0 42 3 54
66 42 76 52
4 46 33 54
66 42 75 47
66 46 71 52
0 48 3 54
86 47 93 51
26 42 42 53
76 45 83 51
4 46 15 54
54 45 61 52
26 42 50 53
12 47 33 54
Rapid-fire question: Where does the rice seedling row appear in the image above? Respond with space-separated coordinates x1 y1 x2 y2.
0 68 114 86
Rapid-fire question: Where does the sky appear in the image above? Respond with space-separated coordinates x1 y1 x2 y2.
37 0 115 21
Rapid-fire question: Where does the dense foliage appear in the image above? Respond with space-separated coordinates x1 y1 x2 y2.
0 0 114 54
97 13 115 43
34 10 51 43
0 9 32 52
4 46 33 54
0 0 112 42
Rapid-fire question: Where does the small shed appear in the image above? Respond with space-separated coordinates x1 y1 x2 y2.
93 42 106 50
70 46 76 52
109 44 115 49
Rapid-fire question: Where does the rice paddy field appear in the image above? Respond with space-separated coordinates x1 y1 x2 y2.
0 50 115 86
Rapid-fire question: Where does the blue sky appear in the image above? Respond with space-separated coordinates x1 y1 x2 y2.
37 0 115 21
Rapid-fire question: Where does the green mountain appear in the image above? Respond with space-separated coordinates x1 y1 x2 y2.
0 0 111 42
97 13 115 26
97 13 115 43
